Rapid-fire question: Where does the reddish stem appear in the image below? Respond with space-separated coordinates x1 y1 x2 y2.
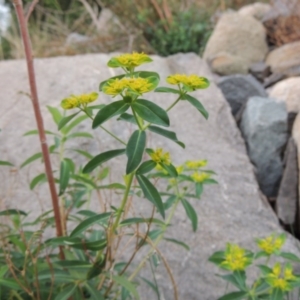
12 0 64 260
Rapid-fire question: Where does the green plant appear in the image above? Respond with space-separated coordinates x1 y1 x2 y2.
0 51 217 299
144 9 212 56
209 233 300 300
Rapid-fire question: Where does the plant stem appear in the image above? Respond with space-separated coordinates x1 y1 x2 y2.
82 108 127 145
12 0 64 259
166 94 183 112
132 107 143 131
112 172 135 232
128 194 181 281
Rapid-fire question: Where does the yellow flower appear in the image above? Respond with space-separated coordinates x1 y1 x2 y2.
265 263 296 292
191 172 210 183
185 160 208 169
61 95 80 110
102 78 129 96
150 148 171 166
221 244 251 271
126 77 153 94
79 92 98 104
102 77 154 96
110 52 152 68
257 234 286 255
176 165 184 174
166 74 209 90
155 164 168 174
61 92 98 109
169 178 177 185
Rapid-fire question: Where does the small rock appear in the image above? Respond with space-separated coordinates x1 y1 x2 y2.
266 41 300 76
263 73 285 88
203 12 269 75
66 32 91 46
249 61 271 82
238 2 272 21
269 77 300 113
292 114 300 203
217 74 267 116
276 138 298 224
240 97 288 197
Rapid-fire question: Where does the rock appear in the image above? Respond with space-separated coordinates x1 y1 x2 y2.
97 8 124 33
66 32 91 45
240 97 288 197
266 41 300 76
264 73 285 88
249 61 271 82
276 138 298 224
292 114 300 207
238 2 271 20
269 77 300 113
1 54 299 300
217 74 267 116
203 12 268 75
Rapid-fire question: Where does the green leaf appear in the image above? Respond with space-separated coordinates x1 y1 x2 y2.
181 198 198 231
164 195 177 210
73 149 93 159
218 291 248 300
64 115 88 134
66 132 93 139
270 288 284 300
112 275 140 300
148 126 185 148
93 100 130 128
233 271 247 291
59 159 70 195
30 173 47 190
38 269 74 283
0 160 14 166
86 256 106 280
126 130 146 174
98 183 126 190
154 87 180 94
84 282 105 300
47 106 63 125
58 111 80 130
196 183 203 198
279 252 300 262
136 160 157 175
257 265 272 276
54 284 77 300
136 174 165 218
70 212 111 237
120 217 165 227
160 163 178 177
0 279 20 290
208 250 225 265
71 174 97 189
164 237 190 250
23 129 55 136
20 152 42 168
132 99 169 127
54 260 92 269
68 239 107 251
83 149 126 173
0 209 27 216
182 94 209 119
118 113 137 125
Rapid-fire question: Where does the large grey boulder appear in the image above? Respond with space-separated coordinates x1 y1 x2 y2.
240 97 288 198
0 53 299 299
238 2 271 21
203 12 268 75
217 74 267 116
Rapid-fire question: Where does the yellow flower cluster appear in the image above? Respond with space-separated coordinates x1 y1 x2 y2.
191 172 210 183
150 148 171 166
221 244 251 271
266 263 296 291
185 160 207 169
166 74 209 90
61 92 98 110
113 52 152 68
256 234 285 255
102 77 153 96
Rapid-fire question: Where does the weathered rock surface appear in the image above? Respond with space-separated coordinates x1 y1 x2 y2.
276 138 298 224
292 114 300 202
0 53 299 299
249 61 271 82
238 2 271 20
217 74 267 116
266 41 300 76
203 12 268 75
269 77 300 113
240 97 288 198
